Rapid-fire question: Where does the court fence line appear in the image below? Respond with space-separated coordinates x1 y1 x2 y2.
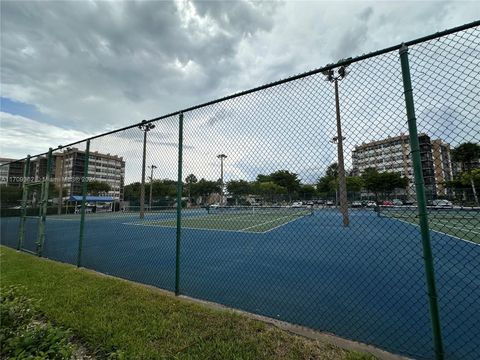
1 21 479 360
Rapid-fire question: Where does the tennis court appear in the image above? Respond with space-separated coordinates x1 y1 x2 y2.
127 206 313 233
378 207 480 243
1 207 479 359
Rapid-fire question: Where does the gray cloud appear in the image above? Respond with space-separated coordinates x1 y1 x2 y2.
1 0 479 182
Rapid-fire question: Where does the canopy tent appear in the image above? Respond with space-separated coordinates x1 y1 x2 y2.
68 196 114 202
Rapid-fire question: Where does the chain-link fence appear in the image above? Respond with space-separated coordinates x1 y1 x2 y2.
1 22 479 359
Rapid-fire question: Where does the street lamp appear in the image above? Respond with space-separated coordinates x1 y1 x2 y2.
217 154 227 205
138 120 155 219
148 164 157 211
323 65 350 227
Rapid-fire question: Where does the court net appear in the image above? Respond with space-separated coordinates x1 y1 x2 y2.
377 206 480 220
206 205 314 217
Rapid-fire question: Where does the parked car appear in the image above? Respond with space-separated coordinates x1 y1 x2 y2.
431 199 453 208
291 201 303 208
381 200 394 206
325 200 334 206
351 201 363 208
306 201 314 206
363 200 377 208
392 199 403 206
74 205 93 214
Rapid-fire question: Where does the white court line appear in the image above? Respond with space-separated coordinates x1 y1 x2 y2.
391 218 480 246
429 221 480 235
240 214 306 231
262 215 309 233
121 222 264 234
432 219 480 231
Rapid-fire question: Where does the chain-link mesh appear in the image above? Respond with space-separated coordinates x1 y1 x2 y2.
408 27 480 360
1 23 479 359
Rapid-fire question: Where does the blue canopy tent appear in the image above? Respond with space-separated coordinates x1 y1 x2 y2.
68 196 114 213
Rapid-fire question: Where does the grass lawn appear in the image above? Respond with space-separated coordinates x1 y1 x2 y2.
0 246 375 360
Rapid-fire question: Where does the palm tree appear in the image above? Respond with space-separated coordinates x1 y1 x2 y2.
452 142 480 206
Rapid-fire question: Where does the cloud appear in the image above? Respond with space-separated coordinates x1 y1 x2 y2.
1 0 479 184
0 112 91 158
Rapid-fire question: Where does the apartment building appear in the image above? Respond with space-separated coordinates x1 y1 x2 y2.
0 157 24 186
1 149 125 200
352 133 451 197
55 148 125 199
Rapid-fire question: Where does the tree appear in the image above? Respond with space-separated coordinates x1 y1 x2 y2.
346 176 364 192
460 169 480 205
268 170 301 194
316 163 339 195
191 178 221 201
256 174 272 183
362 168 407 200
299 185 316 200
252 181 287 203
151 179 177 198
452 142 480 205
0 186 23 207
184 174 197 200
124 182 141 201
227 180 252 199
87 181 111 195
325 163 339 178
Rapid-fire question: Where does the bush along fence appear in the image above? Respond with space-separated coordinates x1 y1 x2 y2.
1 21 479 360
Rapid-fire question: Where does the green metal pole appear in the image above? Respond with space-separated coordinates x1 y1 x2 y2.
77 140 90 267
399 44 444 360
37 148 53 256
175 113 184 296
17 155 31 250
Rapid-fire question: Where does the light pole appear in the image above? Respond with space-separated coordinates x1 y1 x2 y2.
217 154 227 205
323 65 350 227
148 164 157 211
138 120 155 219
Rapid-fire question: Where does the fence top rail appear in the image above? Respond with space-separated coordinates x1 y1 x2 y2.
1 19 479 167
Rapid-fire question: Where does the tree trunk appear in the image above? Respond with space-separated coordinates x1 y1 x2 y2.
470 175 479 206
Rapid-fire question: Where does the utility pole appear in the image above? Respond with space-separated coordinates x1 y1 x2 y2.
148 164 157 211
323 65 350 227
138 120 155 219
217 154 227 205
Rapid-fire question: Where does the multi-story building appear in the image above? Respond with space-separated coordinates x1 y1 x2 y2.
431 140 453 196
55 148 125 199
1 150 125 200
352 133 451 198
0 157 25 186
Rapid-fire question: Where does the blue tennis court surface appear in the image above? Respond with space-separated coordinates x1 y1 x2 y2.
1 208 479 359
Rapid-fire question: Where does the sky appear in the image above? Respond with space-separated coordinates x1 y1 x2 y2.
1 1 479 184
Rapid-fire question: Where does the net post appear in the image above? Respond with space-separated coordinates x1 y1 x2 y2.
17 155 31 250
175 113 184 296
77 140 90 267
37 148 53 256
399 44 444 360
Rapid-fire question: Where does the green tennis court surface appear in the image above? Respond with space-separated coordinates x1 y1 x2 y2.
128 206 313 233
378 207 480 243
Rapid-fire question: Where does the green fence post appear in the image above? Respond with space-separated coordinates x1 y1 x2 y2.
399 44 444 360
17 155 31 250
77 140 90 267
175 113 184 296
37 148 53 256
